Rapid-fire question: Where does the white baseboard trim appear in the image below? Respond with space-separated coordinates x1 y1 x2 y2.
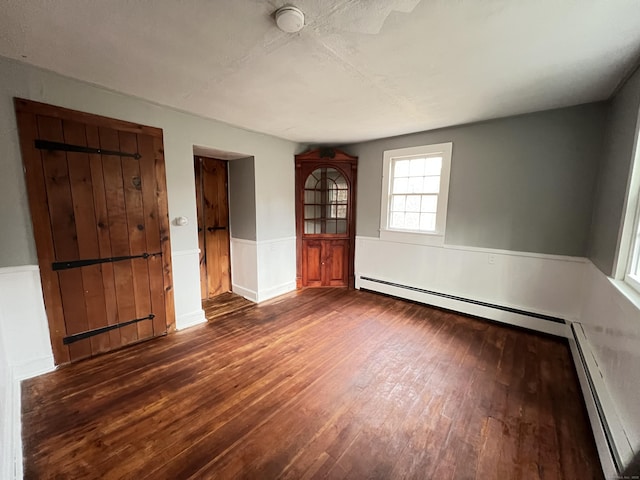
175 309 206 330
569 323 633 479
11 356 54 382
10 369 22 480
232 284 258 302
2 369 12 480
257 281 296 303
357 275 569 338
3 368 23 480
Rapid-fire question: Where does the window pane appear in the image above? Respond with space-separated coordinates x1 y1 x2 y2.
406 195 421 212
424 157 442 175
405 212 419 229
337 189 347 202
391 212 405 229
326 220 337 234
336 219 347 234
394 159 410 177
304 189 321 204
408 176 423 193
421 195 438 213
391 195 405 212
337 205 347 218
304 173 320 189
304 205 319 219
423 176 440 193
393 177 409 194
633 228 640 276
305 220 320 234
420 213 436 231
409 158 425 176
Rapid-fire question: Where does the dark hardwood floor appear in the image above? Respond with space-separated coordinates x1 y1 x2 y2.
21 288 602 479
202 291 255 322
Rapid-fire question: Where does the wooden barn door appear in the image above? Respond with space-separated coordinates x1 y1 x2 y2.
15 98 175 365
195 156 231 299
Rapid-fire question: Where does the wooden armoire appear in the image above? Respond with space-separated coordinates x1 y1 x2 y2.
295 148 357 288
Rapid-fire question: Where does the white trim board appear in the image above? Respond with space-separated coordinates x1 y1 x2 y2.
232 284 258 303
175 309 206 330
10 370 22 480
171 248 200 257
257 281 296 303
256 236 296 245
357 275 569 338
356 235 588 263
3 368 24 480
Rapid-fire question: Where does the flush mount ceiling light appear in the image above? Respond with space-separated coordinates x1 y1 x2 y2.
275 6 305 33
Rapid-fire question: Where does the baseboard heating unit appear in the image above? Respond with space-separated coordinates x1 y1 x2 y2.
569 323 634 479
357 275 568 337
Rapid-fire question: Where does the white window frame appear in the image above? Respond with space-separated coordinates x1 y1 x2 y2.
621 123 640 293
379 142 452 246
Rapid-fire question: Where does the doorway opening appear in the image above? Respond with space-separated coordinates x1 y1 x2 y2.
192 146 255 304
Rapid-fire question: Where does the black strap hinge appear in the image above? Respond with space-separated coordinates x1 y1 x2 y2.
63 314 155 345
52 252 162 271
35 139 141 159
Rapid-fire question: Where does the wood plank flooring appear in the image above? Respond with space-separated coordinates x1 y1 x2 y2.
203 292 255 322
21 288 602 479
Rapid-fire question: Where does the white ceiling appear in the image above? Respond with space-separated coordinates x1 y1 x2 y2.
1 0 640 144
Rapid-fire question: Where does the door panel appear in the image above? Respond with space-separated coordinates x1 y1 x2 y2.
195 157 231 299
86 125 121 350
15 98 174 364
65 120 111 354
302 240 323 286
326 241 348 286
39 115 93 359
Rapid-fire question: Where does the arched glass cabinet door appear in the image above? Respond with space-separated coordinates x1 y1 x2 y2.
303 167 349 235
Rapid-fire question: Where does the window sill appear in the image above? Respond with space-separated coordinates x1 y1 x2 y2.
610 276 640 312
379 229 444 246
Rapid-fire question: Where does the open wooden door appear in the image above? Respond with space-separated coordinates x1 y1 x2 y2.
195 156 231 299
15 98 175 365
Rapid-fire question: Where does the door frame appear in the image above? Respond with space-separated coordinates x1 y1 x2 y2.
14 98 175 365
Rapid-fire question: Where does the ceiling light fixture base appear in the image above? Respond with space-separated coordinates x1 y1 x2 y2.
275 6 305 33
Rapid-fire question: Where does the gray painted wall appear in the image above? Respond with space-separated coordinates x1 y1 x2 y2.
344 103 607 257
0 56 300 267
588 67 640 275
229 156 257 241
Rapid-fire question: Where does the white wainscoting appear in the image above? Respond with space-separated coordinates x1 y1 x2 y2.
0 265 56 480
569 323 626 479
355 236 585 337
0 266 55 378
230 238 259 302
573 262 640 476
171 249 206 330
257 236 296 303
231 237 296 303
